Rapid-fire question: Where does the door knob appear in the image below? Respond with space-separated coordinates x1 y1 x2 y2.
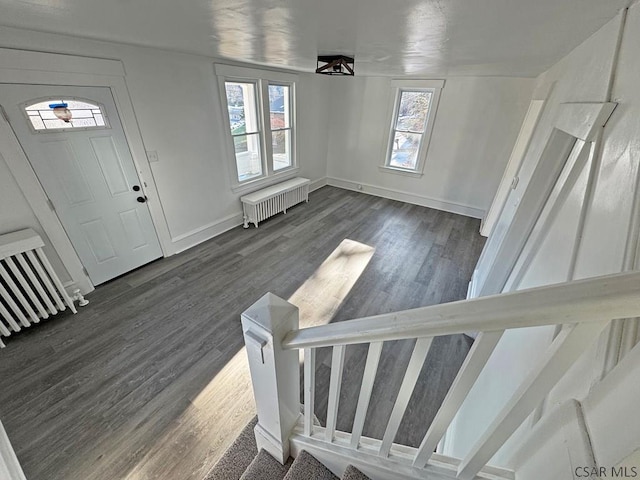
136 196 147 203
132 185 141 191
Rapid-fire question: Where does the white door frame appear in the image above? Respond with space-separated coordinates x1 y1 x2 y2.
0 48 173 294
473 102 617 298
480 98 546 237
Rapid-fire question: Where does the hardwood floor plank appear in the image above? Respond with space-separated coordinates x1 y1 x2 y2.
0 186 485 480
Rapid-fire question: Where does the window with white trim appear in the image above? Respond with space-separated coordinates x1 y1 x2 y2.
216 65 297 188
382 80 443 176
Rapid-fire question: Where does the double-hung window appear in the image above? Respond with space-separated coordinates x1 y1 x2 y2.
216 65 297 190
381 79 443 176
269 84 293 172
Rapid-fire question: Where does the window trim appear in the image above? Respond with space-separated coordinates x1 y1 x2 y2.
381 79 444 177
215 64 298 192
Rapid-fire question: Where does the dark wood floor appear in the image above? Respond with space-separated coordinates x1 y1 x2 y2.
0 186 485 480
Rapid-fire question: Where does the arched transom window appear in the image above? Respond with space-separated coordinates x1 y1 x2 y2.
24 98 109 132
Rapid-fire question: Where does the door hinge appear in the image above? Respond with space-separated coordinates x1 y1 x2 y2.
46 198 56 211
82 267 89 277
0 105 9 124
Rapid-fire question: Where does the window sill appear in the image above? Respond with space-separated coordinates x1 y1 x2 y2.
231 167 300 194
378 165 424 178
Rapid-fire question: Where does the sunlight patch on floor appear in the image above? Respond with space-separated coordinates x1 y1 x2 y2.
288 239 375 328
125 348 254 480
124 239 374 479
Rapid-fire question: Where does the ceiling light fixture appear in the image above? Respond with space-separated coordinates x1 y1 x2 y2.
316 55 355 76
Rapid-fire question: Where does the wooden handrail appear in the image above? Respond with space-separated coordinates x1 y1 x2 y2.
282 270 640 349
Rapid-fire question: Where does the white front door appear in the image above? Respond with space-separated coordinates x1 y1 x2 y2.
0 85 163 285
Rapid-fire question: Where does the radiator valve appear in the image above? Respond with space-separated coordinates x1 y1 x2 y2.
72 289 89 307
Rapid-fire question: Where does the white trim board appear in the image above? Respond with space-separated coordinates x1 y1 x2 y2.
290 428 513 480
310 177 328 191
474 101 618 298
555 102 617 142
481 99 546 237
0 48 174 293
503 138 594 292
0 48 124 78
0 113 93 294
171 177 327 253
505 399 596 480
326 177 485 219
0 421 26 480
171 212 244 254
381 79 444 178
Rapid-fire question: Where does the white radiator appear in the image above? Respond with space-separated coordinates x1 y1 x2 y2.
0 229 76 348
241 177 310 228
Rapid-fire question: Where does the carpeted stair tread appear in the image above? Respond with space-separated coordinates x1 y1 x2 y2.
342 465 371 480
283 450 338 480
240 449 293 480
204 417 258 480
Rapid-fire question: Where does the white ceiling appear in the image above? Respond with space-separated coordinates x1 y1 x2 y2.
0 0 630 77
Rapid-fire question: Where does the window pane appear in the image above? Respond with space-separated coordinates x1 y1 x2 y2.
389 131 422 170
225 82 260 134
233 132 263 181
269 85 290 129
272 129 292 171
396 91 431 132
24 98 108 131
71 118 97 128
43 118 70 129
69 109 94 119
28 116 45 130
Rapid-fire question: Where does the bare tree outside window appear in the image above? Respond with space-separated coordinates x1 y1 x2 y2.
388 90 433 170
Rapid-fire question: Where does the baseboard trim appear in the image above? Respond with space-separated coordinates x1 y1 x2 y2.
170 175 470 256
326 177 485 219
168 177 327 255
310 177 328 192
170 212 244 254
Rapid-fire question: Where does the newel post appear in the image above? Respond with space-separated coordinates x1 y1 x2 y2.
241 293 300 464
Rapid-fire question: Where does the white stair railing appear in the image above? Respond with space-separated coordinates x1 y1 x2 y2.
242 271 640 479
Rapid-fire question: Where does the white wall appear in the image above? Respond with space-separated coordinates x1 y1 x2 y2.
325 75 534 218
546 0 640 408
0 151 70 282
0 26 332 281
447 5 640 469
0 24 533 288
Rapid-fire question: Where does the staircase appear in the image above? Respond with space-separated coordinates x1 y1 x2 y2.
224 271 640 480
206 417 369 480
1 276 637 480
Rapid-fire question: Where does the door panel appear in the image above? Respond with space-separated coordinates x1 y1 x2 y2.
81 218 118 263
118 209 148 250
0 85 162 285
46 139 95 205
91 136 131 196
